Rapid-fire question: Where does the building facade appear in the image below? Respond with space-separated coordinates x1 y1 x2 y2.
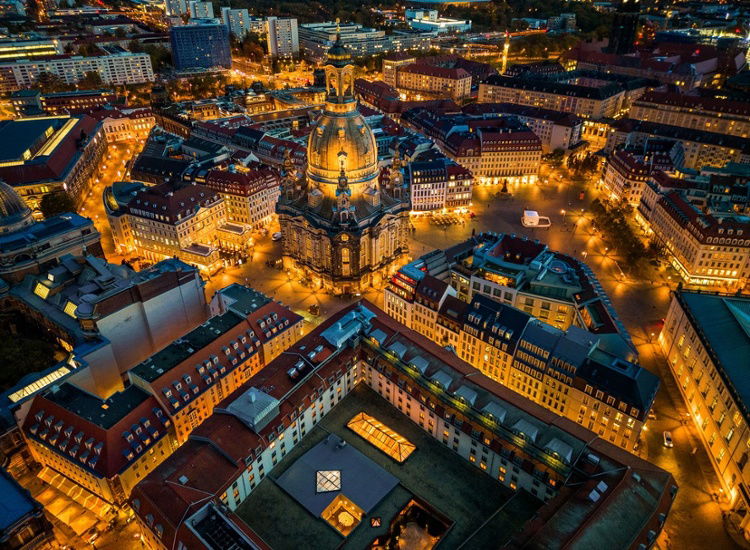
638 183 750 289
204 167 280 228
105 181 250 273
129 301 676 550
0 115 107 210
660 291 750 540
276 37 411 295
0 53 154 93
266 17 299 58
170 20 232 72
408 153 473 213
478 71 645 120
401 107 542 184
128 286 303 443
629 91 750 139
22 383 179 506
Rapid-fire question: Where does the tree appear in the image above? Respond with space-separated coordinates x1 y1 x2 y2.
238 32 266 61
78 71 104 90
78 42 102 57
40 192 76 219
34 71 68 93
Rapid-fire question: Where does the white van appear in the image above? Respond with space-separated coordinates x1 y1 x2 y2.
521 210 552 228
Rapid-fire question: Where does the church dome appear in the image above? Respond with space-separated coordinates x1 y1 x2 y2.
0 181 33 234
306 34 379 197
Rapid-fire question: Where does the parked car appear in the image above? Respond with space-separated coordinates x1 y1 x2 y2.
272 232 282 241
648 410 657 421
663 431 674 448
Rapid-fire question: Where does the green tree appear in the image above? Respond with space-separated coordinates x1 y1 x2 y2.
78 71 104 89
34 71 68 93
40 192 76 219
78 42 101 57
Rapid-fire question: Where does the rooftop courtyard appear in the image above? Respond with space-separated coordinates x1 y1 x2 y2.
235 384 542 549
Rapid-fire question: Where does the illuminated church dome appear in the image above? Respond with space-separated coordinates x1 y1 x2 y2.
0 180 33 234
306 34 379 197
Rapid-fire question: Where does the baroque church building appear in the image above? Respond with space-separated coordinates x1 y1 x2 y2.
277 35 410 295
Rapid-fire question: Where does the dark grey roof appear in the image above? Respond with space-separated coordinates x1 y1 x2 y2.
677 291 750 422
276 433 399 517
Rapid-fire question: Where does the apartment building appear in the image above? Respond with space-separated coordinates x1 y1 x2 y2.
385 232 633 345
221 8 263 39
602 149 652 206
385 270 654 452
130 301 675 550
0 38 62 61
105 181 249 273
170 20 232 72
188 0 213 19
478 71 649 120
606 119 750 170
638 182 750 289
463 103 583 153
394 64 472 101
382 53 416 87
630 91 750 139
22 383 178 506
0 53 154 93
401 107 542 184
660 291 750 539
267 17 299 58
92 107 155 143
203 167 280 228
407 153 473 213
128 286 303 443
11 89 117 117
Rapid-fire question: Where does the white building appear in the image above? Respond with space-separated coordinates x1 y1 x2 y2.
0 53 154 93
266 16 299 58
405 9 471 34
188 0 213 20
221 8 263 38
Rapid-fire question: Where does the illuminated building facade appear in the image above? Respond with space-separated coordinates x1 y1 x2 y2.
128 285 303 443
0 115 106 211
22 383 179 506
660 291 750 539
129 301 676 550
277 36 410 294
104 181 253 273
386 262 655 452
638 182 750 289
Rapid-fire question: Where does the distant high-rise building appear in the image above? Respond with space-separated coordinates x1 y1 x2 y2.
164 0 188 17
606 0 640 54
188 0 213 19
221 7 262 38
266 16 299 58
170 20 232 71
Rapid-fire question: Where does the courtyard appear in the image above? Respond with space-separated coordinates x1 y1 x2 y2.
235 384 542 550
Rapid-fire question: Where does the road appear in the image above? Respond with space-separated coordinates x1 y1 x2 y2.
88 145 737 548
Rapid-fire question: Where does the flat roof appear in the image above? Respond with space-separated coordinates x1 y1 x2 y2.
44 383 151 430
0 469 37 531
677 291 750 416
0 118 59 162
277 433 399 518
129 311 246 383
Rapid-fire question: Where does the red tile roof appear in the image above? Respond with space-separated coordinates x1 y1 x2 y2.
128 182 221 224
22 384 171 480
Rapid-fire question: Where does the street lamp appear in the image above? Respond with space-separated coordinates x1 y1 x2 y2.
561 209 566 223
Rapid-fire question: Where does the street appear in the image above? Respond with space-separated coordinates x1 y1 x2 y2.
86 144 737 548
